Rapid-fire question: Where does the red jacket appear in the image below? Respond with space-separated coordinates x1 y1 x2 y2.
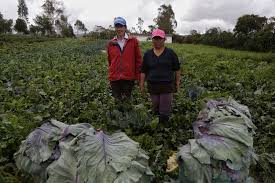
107 34 142 81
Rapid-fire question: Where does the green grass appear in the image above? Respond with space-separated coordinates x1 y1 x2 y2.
0 37 274 182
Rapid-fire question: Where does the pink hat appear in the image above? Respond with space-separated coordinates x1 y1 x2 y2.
152 29 166 39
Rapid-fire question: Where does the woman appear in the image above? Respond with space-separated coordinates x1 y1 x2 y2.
140 29 181 124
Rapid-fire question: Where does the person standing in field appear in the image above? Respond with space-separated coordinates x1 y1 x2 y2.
140 29 181 124
107 17 142 100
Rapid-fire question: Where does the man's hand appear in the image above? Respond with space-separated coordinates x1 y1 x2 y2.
140 83 145 95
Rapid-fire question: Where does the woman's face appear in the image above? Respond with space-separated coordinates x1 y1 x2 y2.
152 36 165 49
115 24 126 37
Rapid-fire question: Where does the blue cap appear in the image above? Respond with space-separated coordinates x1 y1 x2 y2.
114 17 126 26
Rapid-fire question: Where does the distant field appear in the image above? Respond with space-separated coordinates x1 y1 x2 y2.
0 36 274 182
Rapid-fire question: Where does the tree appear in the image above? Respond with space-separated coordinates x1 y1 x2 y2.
29 24 40 34
172 34 185 43
33 0 56 35
190 30 199 36
148 25 157 33
202 27 222 46
155 4 177 34
219 31 236 48
14 18 28 34
42 0 64 21
33 0 68 35
234 14 275 51
74 20 88 35
34 0 64 34
55 14 74 37
17 0 29 22
0 12 13 34
253 29 274 51
234 14 267 36
130 27 138 34
42 0 56 19
93 25 106 32
34 14 54 35
136 17 144 34
67 25 75 37
265 17 275 33
89 25 116 39
205 27 221 35
184 30 201 44
266 17 275 51
178 14 274 52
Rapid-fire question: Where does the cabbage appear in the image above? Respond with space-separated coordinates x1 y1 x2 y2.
14 120 154 183
177 97 257 183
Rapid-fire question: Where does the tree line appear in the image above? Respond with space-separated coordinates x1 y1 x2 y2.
87 4 177 39
0 2 176 38
88 4 275 52
173 15 275 52
0 0 87 37
1 1 274 52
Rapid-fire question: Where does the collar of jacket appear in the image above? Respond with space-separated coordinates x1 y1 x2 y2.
114 33 129 40
110 33 133 45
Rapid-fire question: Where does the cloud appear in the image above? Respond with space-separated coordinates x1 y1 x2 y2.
0 1 17 19
177 19 234 35
176 0 275 34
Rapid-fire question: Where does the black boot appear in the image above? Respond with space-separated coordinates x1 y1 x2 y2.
158 115 170 129
159 114 169 123
153 111 160 116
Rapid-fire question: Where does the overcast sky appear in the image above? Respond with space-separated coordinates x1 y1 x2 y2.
1 0 275 35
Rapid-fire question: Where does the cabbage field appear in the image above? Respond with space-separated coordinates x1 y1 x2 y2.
0 36 274 182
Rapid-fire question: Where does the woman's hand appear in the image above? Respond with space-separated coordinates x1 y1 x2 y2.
175 70 181 92
176 82 180 92
139 73 146 95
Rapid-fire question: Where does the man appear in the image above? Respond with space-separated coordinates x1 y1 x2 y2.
107 17 142 100
140 29 181 124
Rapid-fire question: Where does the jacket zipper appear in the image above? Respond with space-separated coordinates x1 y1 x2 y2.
118 40 128 80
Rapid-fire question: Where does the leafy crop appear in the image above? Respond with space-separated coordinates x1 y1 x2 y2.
0 37 274 182
14 120 154 183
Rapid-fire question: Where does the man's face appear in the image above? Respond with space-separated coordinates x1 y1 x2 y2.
152 36 165 49
115 24 126 37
